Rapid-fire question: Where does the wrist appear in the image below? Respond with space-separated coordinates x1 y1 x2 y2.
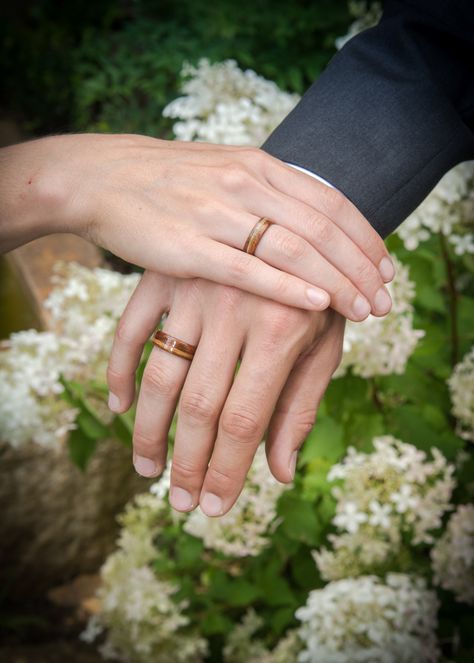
0 135 80 252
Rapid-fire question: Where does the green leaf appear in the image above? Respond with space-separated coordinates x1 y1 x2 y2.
200 611 233 636
68 428 97 470
77 409 109 440
278 495 322 546
176 536 204 569
227 579 261 607
300 416 344 464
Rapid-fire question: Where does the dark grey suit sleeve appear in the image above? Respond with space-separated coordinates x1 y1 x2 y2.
262 0 474 238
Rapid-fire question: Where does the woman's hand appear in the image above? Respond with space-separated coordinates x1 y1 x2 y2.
1 134 394 321
107 271 346 516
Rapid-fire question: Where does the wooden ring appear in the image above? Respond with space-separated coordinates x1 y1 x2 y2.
243 217 274 255
152 330 196 361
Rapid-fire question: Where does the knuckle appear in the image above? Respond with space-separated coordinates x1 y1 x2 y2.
106 364 126 390
263 304 308 339
115 316 137 346
293 410 317 437
142 362 179 396
205 464 241 491
323 186 346 217
227 251 254 281
220 408 261 441
216 285 245 311
180 391 219 424
356 260 380 287
313 217 334 244
171 456 204 483
222 163 252 190
133 431 159 459
273 227 307 261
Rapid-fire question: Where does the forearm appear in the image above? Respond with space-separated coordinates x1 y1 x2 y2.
0 136 75 253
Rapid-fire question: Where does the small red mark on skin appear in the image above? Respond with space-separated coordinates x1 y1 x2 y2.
28 178 32 185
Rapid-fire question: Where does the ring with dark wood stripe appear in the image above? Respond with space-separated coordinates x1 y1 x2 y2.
152 330 196 361
243 217 274 255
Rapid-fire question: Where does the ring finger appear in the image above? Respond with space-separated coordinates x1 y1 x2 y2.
132 284 203 478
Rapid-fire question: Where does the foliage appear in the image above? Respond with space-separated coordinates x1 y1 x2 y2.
1 0 350 136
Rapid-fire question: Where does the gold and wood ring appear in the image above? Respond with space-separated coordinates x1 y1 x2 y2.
243 217 274 255
152 330 197 361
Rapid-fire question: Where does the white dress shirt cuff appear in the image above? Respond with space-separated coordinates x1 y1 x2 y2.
285 162 336 190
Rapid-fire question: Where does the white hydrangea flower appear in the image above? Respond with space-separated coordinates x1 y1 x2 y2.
335 1 382 50
448 345 474 442
224 608 302 663
314 437 455 580
0 262 140 449
184 444 290 556
336 257 424 378
397 162 474 255
83 480 206 663
295 574 439 663
93 551 208 663
163 58 300 146
431 503 474 604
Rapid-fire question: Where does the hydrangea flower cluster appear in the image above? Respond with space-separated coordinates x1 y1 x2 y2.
85 446 288 660
84 499 207 661
314 436 455 581
223 609 301 663
336 258 424 377
431 503 474 604
0 263 139 448
335 1 382 50
82 462 206 663
397 162 474 255
163 58 300 146
184 444 289 556
448 345 474 442
295 574 439 663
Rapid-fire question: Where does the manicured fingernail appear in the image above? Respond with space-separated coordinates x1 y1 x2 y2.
133 455 158 477
200 492 223 517
170 486 193 511
352 294 371 319
378 256 395 282
108 392 120 412
289 450 298 480
374 287 392 315
306 288 329 308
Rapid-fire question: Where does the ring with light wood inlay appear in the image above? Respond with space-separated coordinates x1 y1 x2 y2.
243 217 274 255
152 330 196 361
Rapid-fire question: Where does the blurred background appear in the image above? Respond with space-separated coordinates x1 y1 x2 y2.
1 2 474 662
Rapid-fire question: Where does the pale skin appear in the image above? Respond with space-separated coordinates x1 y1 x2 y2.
107 272 345 516
0 132 394 515
0 133 393 320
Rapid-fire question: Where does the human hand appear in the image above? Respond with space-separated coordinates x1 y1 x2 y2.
107 271 345 516
5 134 394 320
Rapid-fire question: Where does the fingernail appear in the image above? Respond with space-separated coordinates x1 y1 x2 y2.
306 288 329 308
133 454 158 477
374 287 392 315
200 492 223 517
378 256 395 282
108 392 120 412
352 294 371 319
289 450 298 480
170 486 194 511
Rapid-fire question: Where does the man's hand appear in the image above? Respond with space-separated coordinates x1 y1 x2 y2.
107 272 345 516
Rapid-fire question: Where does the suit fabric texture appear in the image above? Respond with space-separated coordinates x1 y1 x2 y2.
262 0 474 238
